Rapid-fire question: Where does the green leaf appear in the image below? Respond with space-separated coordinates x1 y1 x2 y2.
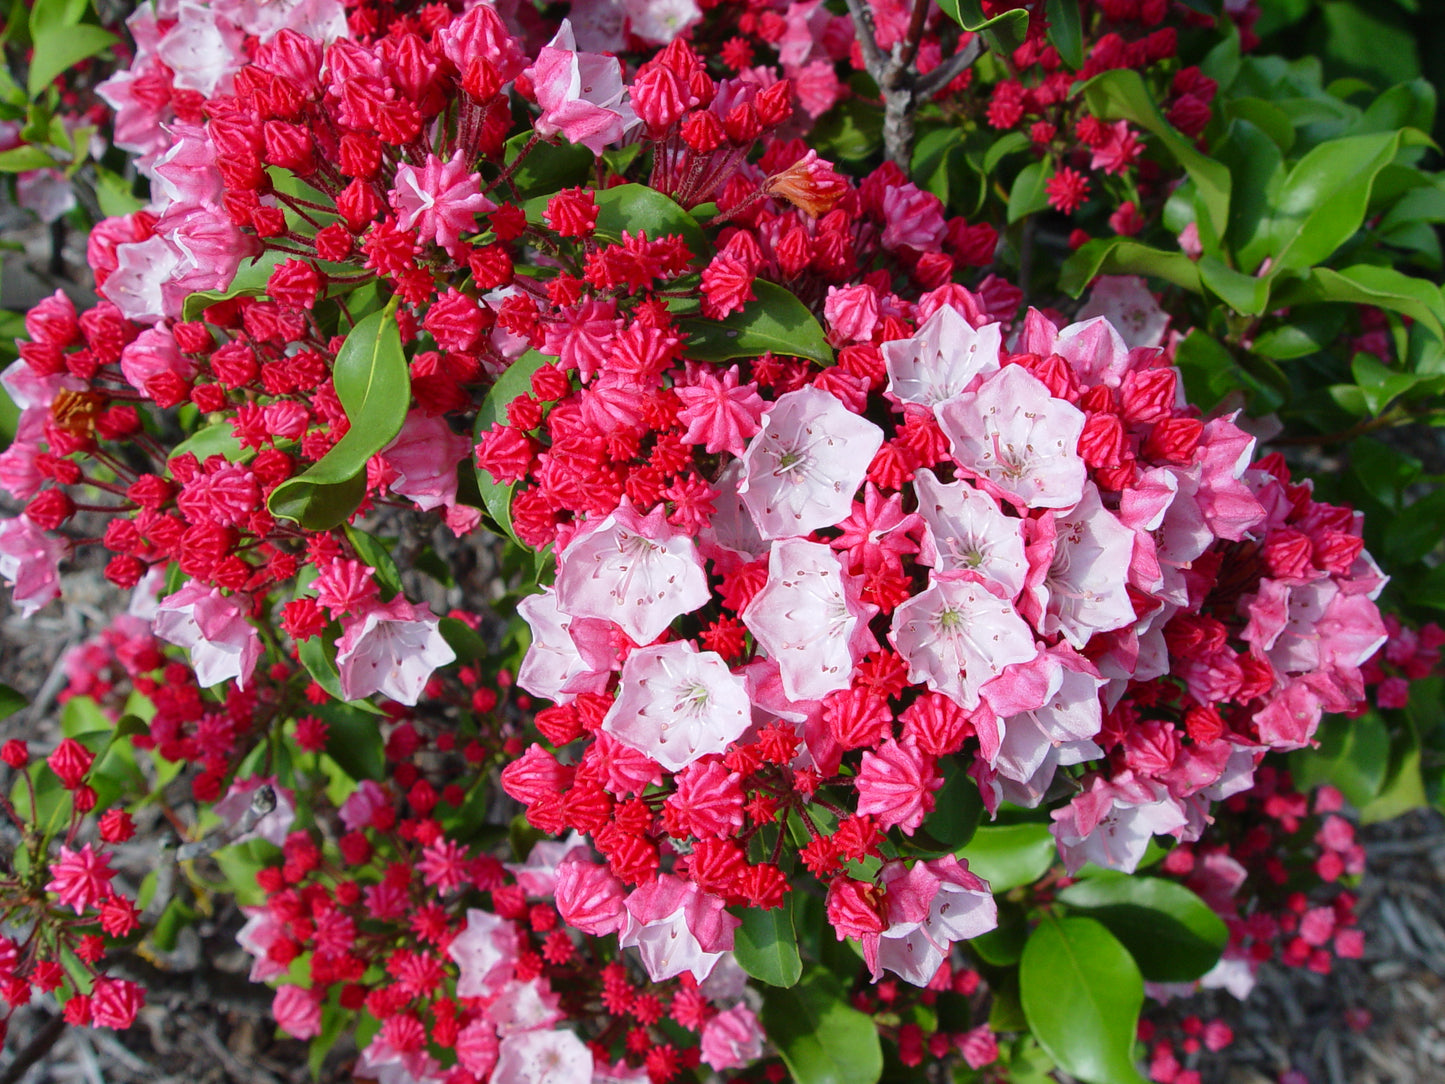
1289 712 1390 808
310 701 386 781
269 303 409 530
0 684 24 721
679 279 833 366
27 24 117 98
472 348 552 545
810 99 885 164
1058 238 1201 298
181 251 360 321
919 758 983 850
760 967 883 1084
438 617 490 664
149 896 197 953
982 131 1033 176
1081 69 1232 242
1279 265 1444 341
1056 874 1228 983
1007 160 1053 224
1350 353 1420 415
1197 255 1271 316
0 145 57 172
503 132 594 199
733 895 803 988
1020 917 1149 1084
591 183 708 260
1269 129 1430 274
936 0 1031 55
956 823 1055 893
166 422 249 472
1381 487 1445 565
94 167 144 216
344 525 403 599
1045 0 1084 69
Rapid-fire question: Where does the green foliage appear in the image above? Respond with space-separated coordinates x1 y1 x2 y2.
760 967 883 1084
733 894 804 987
270 303 409 530
472 348 552 544
679 279 834 366
956 823 1056 892
1057 874 1229 983
1020 917 1148 1084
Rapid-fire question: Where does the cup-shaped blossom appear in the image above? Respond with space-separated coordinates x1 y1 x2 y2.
1050 771 1189 874
1021 483 1136 648
890 573 1038 711
516 588 610 703
524 21 640 155
738 386 884 539
913 468 1027 599
938 364 1087 511
0 514 66 617
334 597 456 706
882 305 1001 411
494 1030 593 1084
619 874 738 983
152 582 262 689
742 539 879 702
872 855 997 986
382 411 473 512
555 499 710 646
700 1004 765 1071
448 908 520 998
601 641 751 772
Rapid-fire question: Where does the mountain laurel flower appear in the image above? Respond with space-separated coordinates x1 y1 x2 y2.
872 856 997 985
494 1029 593 1084
890 573 1038 712
601 641 752 772
524 21 639 155
938 363 1087 511
700 1004 765 1071
555 858 629 935
334 597 456 706
1051 772 1190 874
152 582 262 689
743 539 878 701
764 150 848 217
882 305 1002 411
618 874 738 983
555 500 710 646
738 386 884 539
389 151 495 258
854 740 944 835
449 908 520 998
46 843 116 914
675 365 767 457
913 468 1028 599
1021 483 1137 648
0 514 67 617
381 411 473 512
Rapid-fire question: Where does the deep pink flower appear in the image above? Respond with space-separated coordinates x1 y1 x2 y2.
152 582 262 689
700 1004 764 1071
273 986 322 1040
389 152 495 259
855 740 943 834
46 843 115 915
675 365 767 456
555 858 628 936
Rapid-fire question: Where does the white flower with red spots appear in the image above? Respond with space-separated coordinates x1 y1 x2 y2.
882 304 1001 410
334 597 456 706
913 468 1027 598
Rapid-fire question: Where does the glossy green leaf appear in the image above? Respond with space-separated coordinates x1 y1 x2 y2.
1045 0 1084 69
592 183 708 260
94 167 144 216
1381 488 1445 566
936 0 1031 55
269 303 408 530
761 967 883 1084
956 823 1055 893
912 128 962 203
182 251 358 321
679 279 833 366
1289 712 1390 809
983 131 1032 176
149 896 197 953
1269 129 1430 274
1020 917 1149 1084
344 526 403 599
503 131 594 199
166 422 249 473
309 701 386 781
438 617 490 664
1197 255 1271 316
472 349 553 545
1059 238 1201 298
1056 874 1228 983
1007 160 1053 224
1279 265 1444 341
919 758 983 850
734 895 803 988
27 24 115 98
0 684 25 721
1081 69 1232 242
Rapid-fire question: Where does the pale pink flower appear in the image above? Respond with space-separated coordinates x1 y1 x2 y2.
152 582 262 689
16 169 75 224
913 468 1027 598
449 908 519 998
517 588 611 704
45 843 115 915
622 0 701 44
236 906 288 981
157 2 246 97
601 641 751 772
493 1029 593 1084
334 598 455 706
390 152 495 259
339 779 390 831
1077 276 1169 349
738 386 884 539
486 978 563 1034
272 986 322 1040
870 855 996 986
505 832 592 897
524 21 639 155
700 1004 764 1070
742 539 878 701
1051 315 1134 389
938 364 1087 511
555 500 710 646
890 573 1038 711
102 236 182 324
382 411 472 512
1021 483 1136 647
152 123 224 206
212 0 348 41
619 874 738 983
0 515 66 617
882 305 1001 411
1051 771 1189 874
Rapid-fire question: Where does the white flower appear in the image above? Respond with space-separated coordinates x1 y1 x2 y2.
913 467 1027 598
882 305 1001 410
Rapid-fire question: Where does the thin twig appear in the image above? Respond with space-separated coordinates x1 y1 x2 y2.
0 1012 68 1084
